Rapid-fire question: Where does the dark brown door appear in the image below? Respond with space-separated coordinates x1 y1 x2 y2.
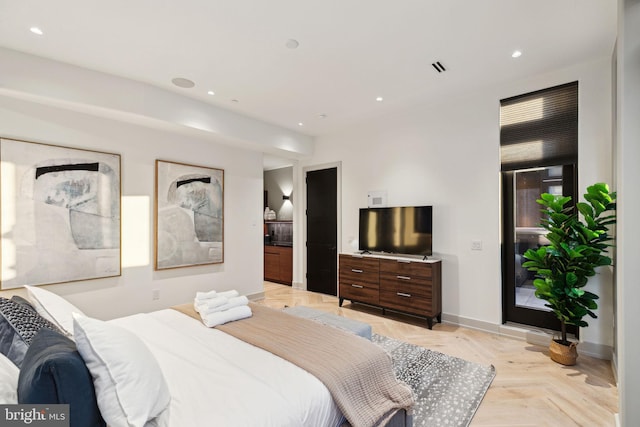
306 168 337 295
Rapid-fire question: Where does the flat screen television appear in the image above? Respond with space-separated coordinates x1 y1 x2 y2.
358 206 433 256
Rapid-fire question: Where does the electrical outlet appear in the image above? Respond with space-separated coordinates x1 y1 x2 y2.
152 289 160 300
471 240 483 251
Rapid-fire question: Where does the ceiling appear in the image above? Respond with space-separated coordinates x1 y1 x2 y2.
0 1 617 138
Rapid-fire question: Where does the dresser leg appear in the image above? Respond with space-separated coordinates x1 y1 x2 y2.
436 313 442 323
427 318 433 329
339 298 344 307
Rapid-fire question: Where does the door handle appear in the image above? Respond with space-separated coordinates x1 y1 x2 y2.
397 292 411 298
397 275 411 280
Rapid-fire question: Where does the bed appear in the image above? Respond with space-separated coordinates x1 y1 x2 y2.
0 286 414 427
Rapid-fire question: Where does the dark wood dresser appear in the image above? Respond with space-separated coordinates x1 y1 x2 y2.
338 253 442 329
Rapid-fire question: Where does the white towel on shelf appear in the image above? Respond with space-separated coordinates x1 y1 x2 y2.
201 305 252 328
199 296 249 315
195 290 218 301
217 290 239 299
194 296 229 313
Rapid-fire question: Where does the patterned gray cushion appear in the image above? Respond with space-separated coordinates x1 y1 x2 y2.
10 296 36 312
0 297 61 368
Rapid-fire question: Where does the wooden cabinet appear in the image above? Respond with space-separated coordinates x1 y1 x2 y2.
264 245 293 285
338 254 442 329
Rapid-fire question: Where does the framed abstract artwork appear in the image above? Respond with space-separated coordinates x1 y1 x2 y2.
155 160 224 270
0 138 121 289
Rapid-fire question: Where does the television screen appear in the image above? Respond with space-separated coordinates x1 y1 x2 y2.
358 206 433 256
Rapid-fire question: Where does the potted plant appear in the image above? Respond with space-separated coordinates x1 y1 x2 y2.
522 183 616 365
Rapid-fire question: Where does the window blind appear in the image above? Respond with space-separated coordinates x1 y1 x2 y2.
500 82 578 171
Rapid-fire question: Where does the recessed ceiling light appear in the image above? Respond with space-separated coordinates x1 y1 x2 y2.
30 27 43 35
207 90 215 96
298 122 304 126
285 39 299 49
319 114 327 119
376 97 384 102
231 99 239 103
512 50 522 58
171 77 195 88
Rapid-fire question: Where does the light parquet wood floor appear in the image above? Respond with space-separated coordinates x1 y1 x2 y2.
258 282 618 427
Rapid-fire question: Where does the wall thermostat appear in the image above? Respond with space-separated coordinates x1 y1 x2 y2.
367 190 387 208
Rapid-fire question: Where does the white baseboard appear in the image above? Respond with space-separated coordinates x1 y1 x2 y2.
614 413 620 427
292 281 305 290
579 340 614 360
441 313 613 360
441 313 501 334
247 291 265 301
499 323 557 347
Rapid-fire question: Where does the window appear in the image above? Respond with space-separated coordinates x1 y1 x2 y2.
500 82 579 331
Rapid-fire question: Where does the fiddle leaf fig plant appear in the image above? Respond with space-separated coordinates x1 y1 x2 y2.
522 183 616 345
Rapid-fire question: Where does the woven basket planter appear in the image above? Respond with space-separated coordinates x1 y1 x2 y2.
549 339 578 365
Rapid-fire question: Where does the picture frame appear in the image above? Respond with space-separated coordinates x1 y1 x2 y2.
1 138 121 289
155 159 224 270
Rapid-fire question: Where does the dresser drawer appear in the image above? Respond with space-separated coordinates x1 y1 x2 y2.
379 259 432 278
339 283 379 305
339 255 379 284
340 255 379 273
379 273 432 298
340 270 380 289
379 290 431 316
340 269 379 286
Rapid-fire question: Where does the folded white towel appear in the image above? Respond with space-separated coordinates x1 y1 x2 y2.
217 290 239 299
201 305 252 328
194 296 229 313
195 290 218 302
199 296 249 315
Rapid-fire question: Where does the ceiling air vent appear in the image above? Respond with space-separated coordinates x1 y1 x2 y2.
431 61 446 73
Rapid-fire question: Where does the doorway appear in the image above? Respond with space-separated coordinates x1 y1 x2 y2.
305 167 338 295
502 164 577 332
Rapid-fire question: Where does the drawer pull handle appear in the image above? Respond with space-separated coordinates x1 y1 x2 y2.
351 284 364 288
397 292 412 298
397 275 411 280
352 269 363 273
397 260 411 264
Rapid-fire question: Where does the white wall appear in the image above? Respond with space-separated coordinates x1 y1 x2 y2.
616 0 640 424
301 56 614 353
0 95 265 320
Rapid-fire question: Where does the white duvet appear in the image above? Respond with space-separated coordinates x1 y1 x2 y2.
109 309 343 427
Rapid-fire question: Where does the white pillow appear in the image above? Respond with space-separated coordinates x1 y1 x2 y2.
25 285 85 336
0 353 19 404
73 314 171 427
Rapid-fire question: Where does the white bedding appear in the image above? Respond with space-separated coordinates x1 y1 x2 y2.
109 309 343 427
